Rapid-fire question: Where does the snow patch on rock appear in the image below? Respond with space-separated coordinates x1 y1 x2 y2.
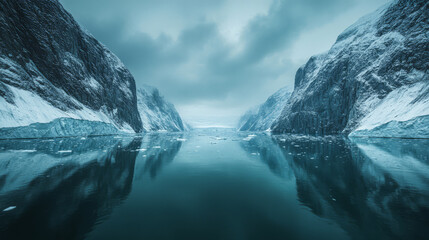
352 81 429 134
0 85 133 132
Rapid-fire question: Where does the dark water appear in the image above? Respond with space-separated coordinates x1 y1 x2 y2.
0 129 428 240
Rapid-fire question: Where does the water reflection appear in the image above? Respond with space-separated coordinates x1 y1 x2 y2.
133 133 183 180
240 133 293 179
0 133 185 239
0 131 427 240
269 136 429 240
0 137 131 239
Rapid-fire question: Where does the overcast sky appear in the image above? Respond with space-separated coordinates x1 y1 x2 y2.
60 0 390 127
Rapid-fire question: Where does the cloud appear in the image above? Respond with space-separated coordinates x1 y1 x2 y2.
60 0 390 127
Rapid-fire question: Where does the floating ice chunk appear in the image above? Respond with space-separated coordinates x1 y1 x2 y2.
3 206 16 212
215 137 227 140
137 148 147 152
243 135 254 141
58 150 72 153
153 146 161 149
176 138 187 142
243 135 256 141
10 149 36 153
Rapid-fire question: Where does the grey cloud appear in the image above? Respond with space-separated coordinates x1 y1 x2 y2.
60 0 389 126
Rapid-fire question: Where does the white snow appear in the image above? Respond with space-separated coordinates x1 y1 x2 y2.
0 85 133 132
353 81 429 132
86 77 102 91
238 87 291 131
136 85 184 132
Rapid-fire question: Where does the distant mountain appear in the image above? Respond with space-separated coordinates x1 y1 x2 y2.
238 87 291 131
271 0 428 138
137 85 185 132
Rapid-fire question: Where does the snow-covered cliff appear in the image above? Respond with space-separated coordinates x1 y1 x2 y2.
0 0 188 138
137 85 185 132
272 0 428 138
0 0 142 133
238 87 291 131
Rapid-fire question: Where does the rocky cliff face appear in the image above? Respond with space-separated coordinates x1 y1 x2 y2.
272 0 428 137
238 87 291 131
0 0 142 132
137 85 185 132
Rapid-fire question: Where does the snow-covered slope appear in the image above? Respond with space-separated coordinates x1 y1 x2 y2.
0 0 142 134
238 87 291 131
350 81 429 138
272 0 429 137
137 85 185 132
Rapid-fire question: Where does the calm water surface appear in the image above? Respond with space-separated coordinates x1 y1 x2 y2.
0 129 428 240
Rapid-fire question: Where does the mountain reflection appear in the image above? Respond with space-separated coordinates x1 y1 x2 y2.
269 136 429 240
239 133 293 179
1 132 428 240
0 136 141 239
133 133 183 180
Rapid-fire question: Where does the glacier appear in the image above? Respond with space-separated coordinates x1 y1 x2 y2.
0 118 121 139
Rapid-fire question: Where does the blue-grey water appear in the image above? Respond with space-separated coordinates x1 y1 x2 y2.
0 128 428 240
